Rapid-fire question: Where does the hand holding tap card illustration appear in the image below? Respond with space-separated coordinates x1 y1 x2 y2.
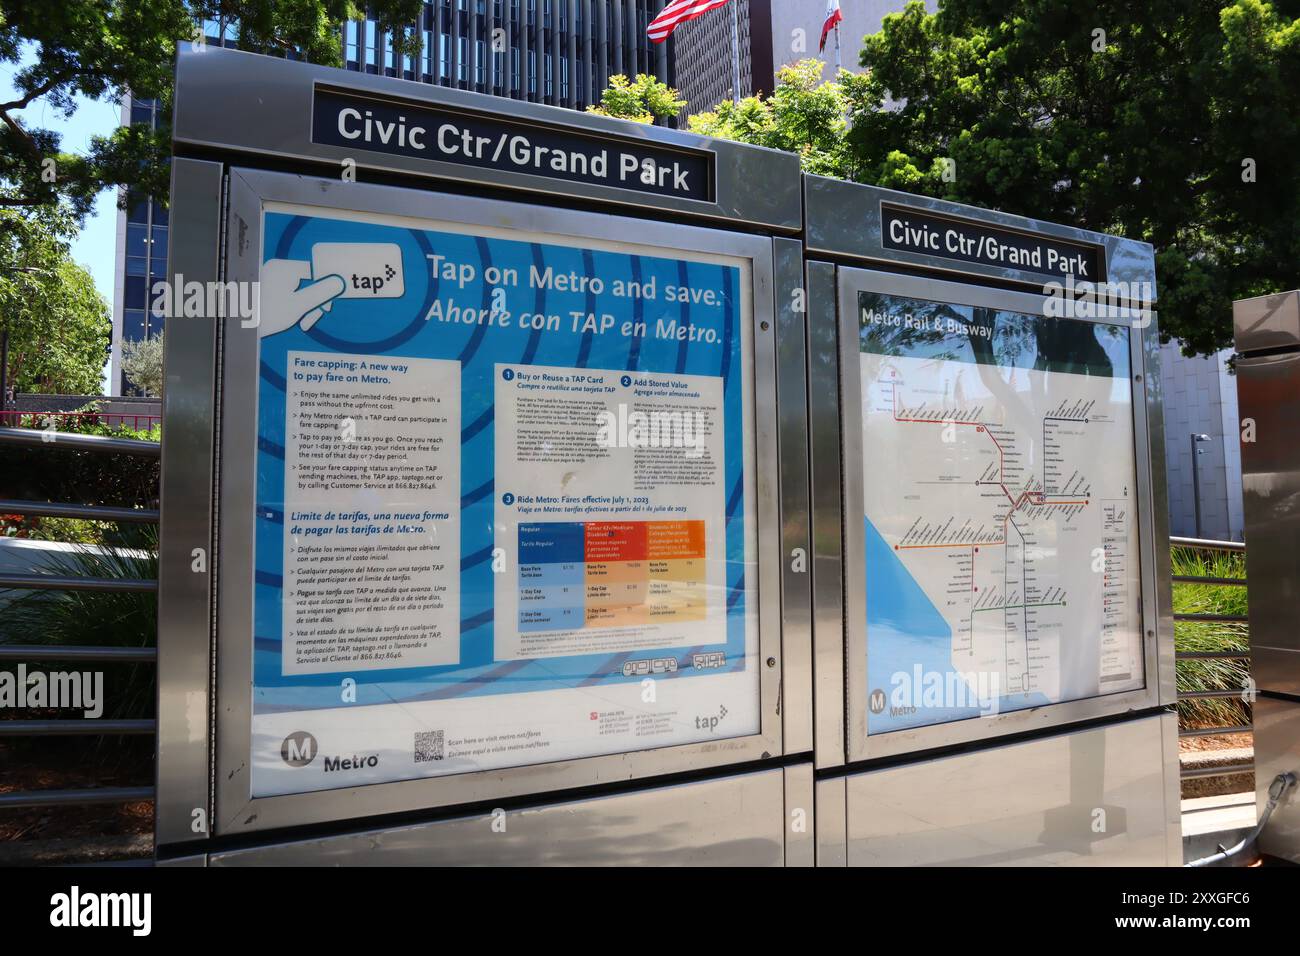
309 242 406 317
256 241 407 337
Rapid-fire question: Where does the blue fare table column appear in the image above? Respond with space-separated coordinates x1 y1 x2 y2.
517 522 586 632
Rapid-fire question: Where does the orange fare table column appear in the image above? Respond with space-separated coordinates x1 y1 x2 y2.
646 520 706 622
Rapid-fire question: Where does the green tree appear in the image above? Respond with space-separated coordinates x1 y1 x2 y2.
688 60 861 177
0 0 423 217
121 331 164 397
843 0 1300 355
588 73 686 124
0 200 111 395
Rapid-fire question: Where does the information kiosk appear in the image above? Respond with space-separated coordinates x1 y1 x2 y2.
802 177 1182 865
156 44 1181 867
156 45 815 865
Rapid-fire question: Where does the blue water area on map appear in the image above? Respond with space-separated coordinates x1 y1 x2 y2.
865 517 1051 734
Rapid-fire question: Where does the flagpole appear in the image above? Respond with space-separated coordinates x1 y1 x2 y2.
834 22 841 74
730 0 741 104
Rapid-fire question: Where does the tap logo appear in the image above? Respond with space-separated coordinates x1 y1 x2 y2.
311 242 405 298
694 704 729 733
281 730 318 767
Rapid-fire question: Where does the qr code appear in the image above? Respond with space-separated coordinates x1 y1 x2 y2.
414 730 444 762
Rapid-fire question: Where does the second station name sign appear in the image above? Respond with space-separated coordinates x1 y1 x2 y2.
881 202 1105 282
312 86 715 202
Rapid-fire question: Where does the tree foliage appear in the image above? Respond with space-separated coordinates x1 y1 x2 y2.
587 72 686 124
120 332 164 396
687 60 861 177
0 0 423 217
843 0 1300 355
0 200 110 395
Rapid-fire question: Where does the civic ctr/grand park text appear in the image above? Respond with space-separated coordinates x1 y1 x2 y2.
334 107 695 193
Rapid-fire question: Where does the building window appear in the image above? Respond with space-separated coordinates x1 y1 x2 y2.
123 310 146 344
124 275 148 312
126 192 149 224
345 20 359 63
149 226 168 264
126 224 149 258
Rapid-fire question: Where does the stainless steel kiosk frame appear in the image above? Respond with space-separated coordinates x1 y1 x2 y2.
1233 290 1300 864
802 177 1182 865
157 45 815 865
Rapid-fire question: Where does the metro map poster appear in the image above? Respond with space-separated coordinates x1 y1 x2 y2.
857 291 1144 735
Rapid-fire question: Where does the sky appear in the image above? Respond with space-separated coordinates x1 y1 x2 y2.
2 45 123 390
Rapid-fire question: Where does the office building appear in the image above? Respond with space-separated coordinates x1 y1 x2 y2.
673 0 918 115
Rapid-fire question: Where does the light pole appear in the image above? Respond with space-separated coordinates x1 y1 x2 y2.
1191 433 1212 538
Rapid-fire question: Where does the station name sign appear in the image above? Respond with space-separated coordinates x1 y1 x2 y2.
881 203 1105 281
312 87 714 202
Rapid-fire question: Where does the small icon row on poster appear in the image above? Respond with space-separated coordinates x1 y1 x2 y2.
621 657 679 676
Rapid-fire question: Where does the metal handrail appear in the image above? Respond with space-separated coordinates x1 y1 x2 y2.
0 425 159 458
0 409 160 432
1179 689 1253 700
1181 725 1253 737
0 499 159 523
0 787 154 810
1171 536 1246 553
1174 612 1249 624
0 572 157 593
0 720 155 737
0 645 156 662
0 421 161 851
1181 762 1254 781
1171 535 1254 774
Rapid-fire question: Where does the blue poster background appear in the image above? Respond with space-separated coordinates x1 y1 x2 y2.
253 210 749 715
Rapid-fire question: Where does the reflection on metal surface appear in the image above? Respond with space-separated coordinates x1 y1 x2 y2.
773 238 814 755
1253 697 1300 863
208 768 785 866
1233 289 1300 354
844 714 1179 866
806 261 846 768
156 158 224 849
1237 350 1300 674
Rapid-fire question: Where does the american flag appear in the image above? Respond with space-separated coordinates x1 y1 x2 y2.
646 0 733 44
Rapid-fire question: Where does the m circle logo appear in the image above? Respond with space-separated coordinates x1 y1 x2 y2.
869 689 887 715
281 730 318 767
